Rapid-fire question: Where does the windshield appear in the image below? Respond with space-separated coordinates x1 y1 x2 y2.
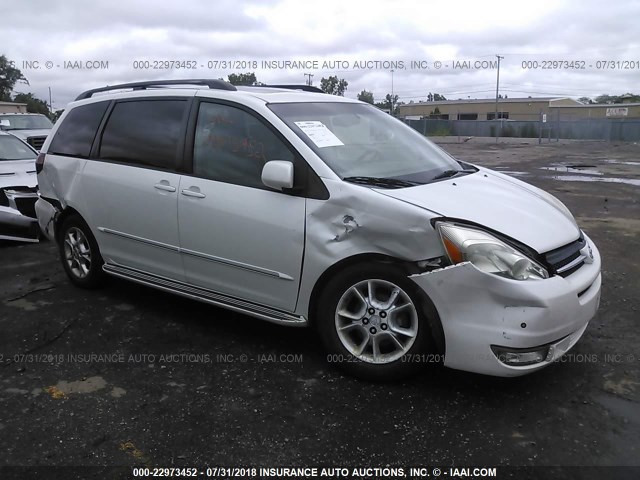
0 135 37 160
269 102 466 184
0 114 53 131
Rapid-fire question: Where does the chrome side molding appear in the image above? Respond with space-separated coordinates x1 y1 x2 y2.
98 226 293 281
102 262 308 327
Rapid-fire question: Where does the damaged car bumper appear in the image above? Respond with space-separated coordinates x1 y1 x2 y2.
0 204 40 242
0 189 40 242
411 233 601 377
34 197 59 241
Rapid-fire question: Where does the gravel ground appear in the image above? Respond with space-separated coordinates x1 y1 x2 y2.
0 140 638 478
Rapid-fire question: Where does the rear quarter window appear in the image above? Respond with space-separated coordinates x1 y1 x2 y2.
48 101 109 158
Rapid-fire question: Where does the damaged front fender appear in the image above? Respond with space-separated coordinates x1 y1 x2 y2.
295 178 444 316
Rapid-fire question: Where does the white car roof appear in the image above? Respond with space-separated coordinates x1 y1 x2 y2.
235 87 359 104
67 83 361 109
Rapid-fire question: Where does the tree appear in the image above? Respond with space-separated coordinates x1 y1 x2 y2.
578 97 593 104
426 92 446 102
320 76 348 96
227 72 258 86
375 94 400 114
357 90 374 104
594 94 616 104
51 109 65 124
13 92 50 116
620 93 640 103
0 55 28 101
593 93 640 104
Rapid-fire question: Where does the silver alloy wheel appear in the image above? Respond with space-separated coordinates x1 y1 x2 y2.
335 279 419 364
63 227 92 279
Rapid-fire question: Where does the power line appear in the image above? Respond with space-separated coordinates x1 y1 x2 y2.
304 73 314 86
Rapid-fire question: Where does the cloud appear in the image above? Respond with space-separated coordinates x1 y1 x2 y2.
2 0 639 108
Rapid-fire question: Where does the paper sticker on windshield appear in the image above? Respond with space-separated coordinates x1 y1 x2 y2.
294 121 344 148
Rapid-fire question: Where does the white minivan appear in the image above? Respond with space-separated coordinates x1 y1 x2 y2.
35 79 601 379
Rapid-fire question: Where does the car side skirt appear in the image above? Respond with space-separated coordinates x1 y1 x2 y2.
102 262 308 327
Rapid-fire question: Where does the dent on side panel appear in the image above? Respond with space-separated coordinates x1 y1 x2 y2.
40 155 87 210
34 197 57 241
295 178 444 316
34 156 87 239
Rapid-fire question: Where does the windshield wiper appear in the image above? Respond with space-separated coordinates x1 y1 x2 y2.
343 176 422 189
431 168 477 181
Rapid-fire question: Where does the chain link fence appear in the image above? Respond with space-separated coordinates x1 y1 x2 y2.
403 117 640 142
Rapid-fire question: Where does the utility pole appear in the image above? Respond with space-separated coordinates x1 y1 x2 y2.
48 86 53 113
304 73 314 86
391 69 395 115
494 54 504 142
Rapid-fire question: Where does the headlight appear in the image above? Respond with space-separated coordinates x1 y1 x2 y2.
436 222 549 280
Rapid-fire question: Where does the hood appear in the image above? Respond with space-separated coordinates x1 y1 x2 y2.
0 159 38 189
6 129 51 141
375 168 580 253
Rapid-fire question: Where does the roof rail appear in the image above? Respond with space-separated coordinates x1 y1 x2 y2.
75 79 237 100
251 84 325 94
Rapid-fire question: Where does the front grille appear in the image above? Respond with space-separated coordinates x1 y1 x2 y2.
543 234 586 277
2 186 38 217
27 136 47 150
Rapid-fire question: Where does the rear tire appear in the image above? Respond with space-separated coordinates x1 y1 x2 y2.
58 214 105 289
316 263 438 380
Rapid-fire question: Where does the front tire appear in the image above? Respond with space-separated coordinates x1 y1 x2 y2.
58 214 105 289
316 263 437 380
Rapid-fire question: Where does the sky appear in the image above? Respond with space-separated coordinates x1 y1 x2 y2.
3 0 639 111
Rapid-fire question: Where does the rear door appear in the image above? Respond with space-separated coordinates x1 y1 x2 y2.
80 98 190 281
177 100 306 311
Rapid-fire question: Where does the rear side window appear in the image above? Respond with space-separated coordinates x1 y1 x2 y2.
48 102 109 158
99 100 187 170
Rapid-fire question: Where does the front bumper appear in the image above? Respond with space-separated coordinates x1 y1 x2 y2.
0 205 40 242
411 233 601 376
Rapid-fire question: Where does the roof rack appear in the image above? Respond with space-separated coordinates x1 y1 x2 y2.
75 79 237 101
250 84 325 93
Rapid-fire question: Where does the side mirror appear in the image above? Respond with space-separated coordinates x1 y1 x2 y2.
262 161 294 190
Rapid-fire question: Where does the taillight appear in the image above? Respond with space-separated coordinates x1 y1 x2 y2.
36 153 46 173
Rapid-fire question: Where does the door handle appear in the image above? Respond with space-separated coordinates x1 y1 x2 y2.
181 188 206 198
154 183 176 192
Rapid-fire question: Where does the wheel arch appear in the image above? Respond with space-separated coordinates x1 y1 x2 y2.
54 206 82 244
55 207 101 258
308 253 446 356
